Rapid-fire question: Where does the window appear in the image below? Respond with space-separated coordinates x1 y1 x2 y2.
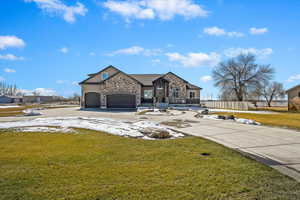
172 88 179 98
102 73 109 80
298 91 300 98
190 91 195 99
144 90 153 99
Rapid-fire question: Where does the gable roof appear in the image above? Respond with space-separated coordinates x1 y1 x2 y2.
286 84 300 92
187 83 202 90
153 72 189 83
129 74 163 86
79 65 120 85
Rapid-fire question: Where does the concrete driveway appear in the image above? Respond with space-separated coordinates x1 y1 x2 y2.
1 106 300 181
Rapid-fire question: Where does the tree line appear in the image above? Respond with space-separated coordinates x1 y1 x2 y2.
212 54 285 107
0 82 23 96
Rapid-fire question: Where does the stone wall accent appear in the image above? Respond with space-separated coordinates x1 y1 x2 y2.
287 85 300 110
187 89 200 99
85 66 119 83
100 72 141 107
163 73 187 102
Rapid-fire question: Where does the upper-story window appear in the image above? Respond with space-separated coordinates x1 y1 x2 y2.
102 72 109 80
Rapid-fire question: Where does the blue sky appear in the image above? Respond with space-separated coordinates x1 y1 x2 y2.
1 0 300 98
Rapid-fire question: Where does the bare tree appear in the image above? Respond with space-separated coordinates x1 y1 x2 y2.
0 82 18 96
259 82 285 107
212 54 274 101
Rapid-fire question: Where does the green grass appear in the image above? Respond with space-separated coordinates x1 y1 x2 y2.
0 130 300 200
215 112 300 131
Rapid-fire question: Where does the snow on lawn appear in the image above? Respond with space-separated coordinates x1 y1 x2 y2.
0 105 21 108
0 117 184 139
17 126 74 133
202 115 261 125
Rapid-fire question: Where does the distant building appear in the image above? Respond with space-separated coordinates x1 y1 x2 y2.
23 96 63 103
0 95 23 104
286 84 300 111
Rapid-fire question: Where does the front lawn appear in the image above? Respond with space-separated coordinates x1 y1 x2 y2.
0 130 300 200
214 112 300 131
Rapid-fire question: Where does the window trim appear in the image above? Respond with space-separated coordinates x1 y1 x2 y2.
102 72 109 80
172 88 179 98
144 89 153 99
189 91 195 99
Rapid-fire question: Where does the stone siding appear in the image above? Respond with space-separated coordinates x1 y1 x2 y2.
85 67 119 83
287 85 300 110
100 72 141 108
163 73 187 103
187 89 200 99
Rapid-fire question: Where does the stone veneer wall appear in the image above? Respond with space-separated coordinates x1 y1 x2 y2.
163 73 187 102
99 72 141 108
287 85 300 110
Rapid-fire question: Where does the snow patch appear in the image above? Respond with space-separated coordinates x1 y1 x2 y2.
201 115 261 125
0 105 21 108
0 117 184 139
23 109 41 116
16 126 74 133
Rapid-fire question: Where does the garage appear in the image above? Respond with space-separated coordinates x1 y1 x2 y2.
85 92 100 108
107 94 136 108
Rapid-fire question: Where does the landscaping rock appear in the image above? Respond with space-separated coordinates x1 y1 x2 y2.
200 109 209 115
225 115 235 120
217 115 226 120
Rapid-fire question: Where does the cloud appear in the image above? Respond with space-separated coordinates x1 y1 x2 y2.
200 75 212 82
151 59 161 63
56 80 67 84
103 0 208 21
203 26 244 37
287 74 300 83
0 54 24 61
166 52 220 67
250 27 268 35
21 88 57 96
24 0 87 23
59 47 68 53
89 52 96 56
0 36 25 50
4 68 16 73
223 48 273 58
72 81 78 85
0 76 5 81
107 46 161 56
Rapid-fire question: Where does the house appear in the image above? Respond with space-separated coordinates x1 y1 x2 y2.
286 84 300 111
0 95 23 104
79 65 202 108
23 96 62 103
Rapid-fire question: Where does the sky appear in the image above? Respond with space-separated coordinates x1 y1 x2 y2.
0 0 300 98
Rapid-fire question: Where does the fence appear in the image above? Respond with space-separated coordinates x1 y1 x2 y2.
201 101 250 110
201 100 288 110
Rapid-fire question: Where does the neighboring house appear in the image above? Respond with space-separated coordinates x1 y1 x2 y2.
79 65 202 108
286 84 300 111
0 95 23 103
23 96 62 103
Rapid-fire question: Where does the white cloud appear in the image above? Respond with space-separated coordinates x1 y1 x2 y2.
0 76 5 81
151 59 160 63
21 88 57 96
72 81 78 85
4 68 16 73
223 48 273 58
59 47 68 53
89 52 96 56
103 0 208 21
287 74 300 83
107 46 161 56
203 26 244 37
166 52 220 67
250 27 268 35
0 54 24 61
24 0 88 23
56 80 67 84
0 36 25 50
200 75 212 82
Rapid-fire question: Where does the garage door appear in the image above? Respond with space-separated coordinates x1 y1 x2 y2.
85 92 100 108
107 94 136 108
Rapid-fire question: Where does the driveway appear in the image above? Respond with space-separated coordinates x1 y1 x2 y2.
1 106 300 181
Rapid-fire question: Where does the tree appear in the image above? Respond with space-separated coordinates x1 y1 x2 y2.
0 82 19 96
259 82 285 107
212 54 274 101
